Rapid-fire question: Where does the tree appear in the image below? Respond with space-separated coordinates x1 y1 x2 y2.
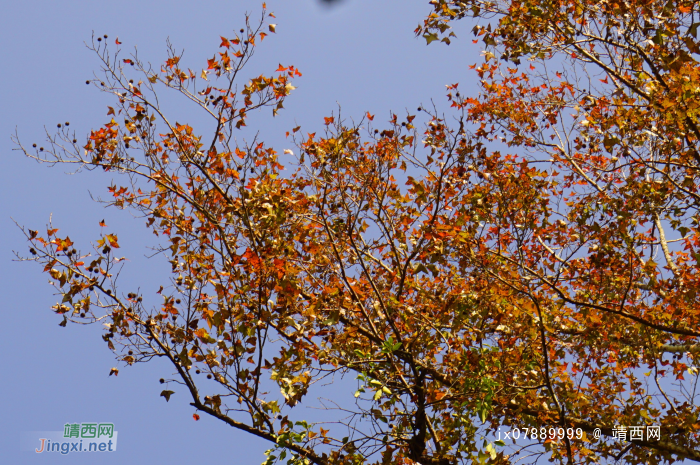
13 1 700 464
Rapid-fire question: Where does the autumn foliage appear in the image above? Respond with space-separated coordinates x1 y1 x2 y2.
14 1 700 464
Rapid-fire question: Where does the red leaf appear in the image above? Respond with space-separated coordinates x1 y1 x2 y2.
166 57 180 69
193 414 200 421
115 38 122 45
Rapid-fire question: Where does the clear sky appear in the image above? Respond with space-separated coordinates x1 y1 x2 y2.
0 0 480 462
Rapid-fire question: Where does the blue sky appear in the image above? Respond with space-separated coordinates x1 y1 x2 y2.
0 1 480 463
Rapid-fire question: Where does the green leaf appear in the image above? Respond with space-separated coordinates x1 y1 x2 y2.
603 135 619 152
414 263 429 274
160 390 175 402
178 347 192 368
653 29 664 45
424 33 439 45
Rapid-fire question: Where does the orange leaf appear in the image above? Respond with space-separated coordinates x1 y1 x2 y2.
193 414 200 421
106 234 120 248
194 328 208 338
366 112 375 121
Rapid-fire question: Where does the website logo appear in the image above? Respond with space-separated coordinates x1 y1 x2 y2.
23 422 118 455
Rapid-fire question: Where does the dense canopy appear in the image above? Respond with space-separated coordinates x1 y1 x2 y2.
15 1 700 464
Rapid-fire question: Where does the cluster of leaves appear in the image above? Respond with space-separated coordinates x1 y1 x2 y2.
413 0 700 463
14 1 700 464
